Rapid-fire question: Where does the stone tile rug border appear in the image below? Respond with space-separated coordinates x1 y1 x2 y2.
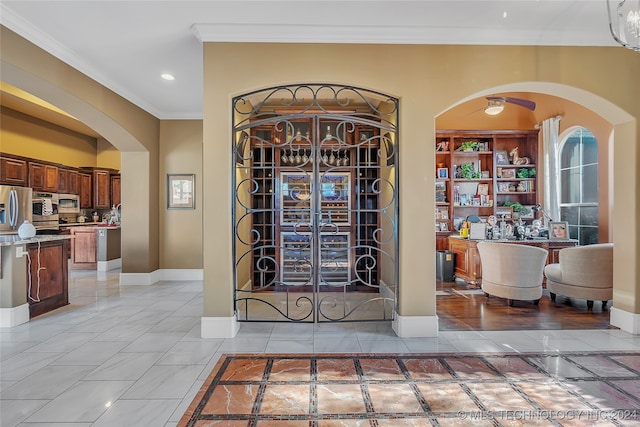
179 352 640 426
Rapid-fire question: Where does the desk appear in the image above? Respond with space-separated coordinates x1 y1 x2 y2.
447 236 578 286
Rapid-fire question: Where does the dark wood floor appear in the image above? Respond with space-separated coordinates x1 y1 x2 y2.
437 279 613 331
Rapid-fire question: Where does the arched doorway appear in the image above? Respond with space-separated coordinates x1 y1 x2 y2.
232 84 399 322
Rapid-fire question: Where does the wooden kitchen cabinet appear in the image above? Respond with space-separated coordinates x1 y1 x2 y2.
27 239 69 317
0 156 27 185
110 174 121 206
70 227 97 269
29 162 58 192
79 172 92 208
57 168 69 193
90 169 111 209
67 170 79 194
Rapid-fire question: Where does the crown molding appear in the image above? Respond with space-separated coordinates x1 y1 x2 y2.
191 22 616 47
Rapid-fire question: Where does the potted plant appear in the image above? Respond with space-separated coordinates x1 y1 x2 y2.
459 141 479 152
456 162 480 179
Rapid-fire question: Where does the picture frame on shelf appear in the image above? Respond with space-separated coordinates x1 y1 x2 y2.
496 206 513 218
521 205 535 219
495 149 509 165
481 170 490 178
497 182 510 193
439 222 449 231
437 168 448 179
501 168 516 179
477 183 489 195
549 221 569 240
167 174 195 209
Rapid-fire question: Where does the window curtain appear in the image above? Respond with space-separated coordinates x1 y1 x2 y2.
541 116 561 223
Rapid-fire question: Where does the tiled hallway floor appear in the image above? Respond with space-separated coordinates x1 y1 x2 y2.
1 270 640 426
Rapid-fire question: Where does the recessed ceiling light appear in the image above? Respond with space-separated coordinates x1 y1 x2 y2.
161 73 175 81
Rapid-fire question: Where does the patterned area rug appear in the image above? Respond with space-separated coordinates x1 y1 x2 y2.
179 352 640 426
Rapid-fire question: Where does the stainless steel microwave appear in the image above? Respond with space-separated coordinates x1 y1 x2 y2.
57 193 80 214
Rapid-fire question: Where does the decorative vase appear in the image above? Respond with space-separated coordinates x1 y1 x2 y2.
18 220 36 240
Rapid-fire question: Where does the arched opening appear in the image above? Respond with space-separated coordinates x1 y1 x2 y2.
1 60 159 276
435 83 634 331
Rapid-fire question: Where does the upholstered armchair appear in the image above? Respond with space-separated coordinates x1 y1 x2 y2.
544 243 613 309
477 242 548 306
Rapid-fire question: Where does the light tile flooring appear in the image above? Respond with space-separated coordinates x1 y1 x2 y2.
1 269 639 426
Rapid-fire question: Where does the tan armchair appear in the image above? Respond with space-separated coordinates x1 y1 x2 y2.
477 242 548 306
544 243 613 309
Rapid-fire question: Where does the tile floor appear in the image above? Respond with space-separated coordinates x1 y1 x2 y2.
180 353 640 426
1 269 640 426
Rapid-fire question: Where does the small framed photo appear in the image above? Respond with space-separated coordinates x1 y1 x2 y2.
481 170 490 178
497 182 510 193
437 168 448 179
477 183 489 195
496 206 513 218
501 168 516 179
549 221 569 240
495 149 509 165
167 174 195 209
521 205 535 219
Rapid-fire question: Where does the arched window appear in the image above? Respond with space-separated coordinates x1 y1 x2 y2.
559 127 598 245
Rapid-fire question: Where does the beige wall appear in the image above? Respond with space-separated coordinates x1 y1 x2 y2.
203 43 639 321
1 106 99 167
97 137 121 171
159 120 203 269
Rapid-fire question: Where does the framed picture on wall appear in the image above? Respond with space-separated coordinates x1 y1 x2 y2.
167 174 195 209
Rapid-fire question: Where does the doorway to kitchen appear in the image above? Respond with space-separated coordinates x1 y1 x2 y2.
232 84 398 322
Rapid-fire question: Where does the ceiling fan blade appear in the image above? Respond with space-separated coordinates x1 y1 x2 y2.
504 97 536 111
486 96 536 111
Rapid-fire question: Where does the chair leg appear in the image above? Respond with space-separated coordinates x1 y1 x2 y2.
533 299 540 306
602 300 608 309
484 292 489 298
549 292 556 302
508 299 514 306
587 300 594 310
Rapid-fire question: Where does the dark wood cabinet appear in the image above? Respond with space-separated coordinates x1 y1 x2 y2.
29 162 59 192
93 169 111 209
57 168 69 193
27 239 69 318
79 172 92 209
67 170 79 194
0 156 28 185
110 174 121 206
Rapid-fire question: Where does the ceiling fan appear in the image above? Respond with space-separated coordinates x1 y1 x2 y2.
484 96 536 115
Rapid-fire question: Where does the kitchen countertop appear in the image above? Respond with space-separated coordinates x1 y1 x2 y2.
61 222 121 229
0 234 73 247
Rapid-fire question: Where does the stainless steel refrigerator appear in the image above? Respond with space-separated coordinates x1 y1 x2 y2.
0 185 33 234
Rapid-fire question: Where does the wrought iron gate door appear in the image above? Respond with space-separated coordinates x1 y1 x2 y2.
233 84 398 322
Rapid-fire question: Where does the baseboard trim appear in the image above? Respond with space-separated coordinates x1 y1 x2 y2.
201 315 240 338
392 312 439 337
97 258 122 272
610 307 640 334
119 269 204 285
0 303 30 328
162 269 204 281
